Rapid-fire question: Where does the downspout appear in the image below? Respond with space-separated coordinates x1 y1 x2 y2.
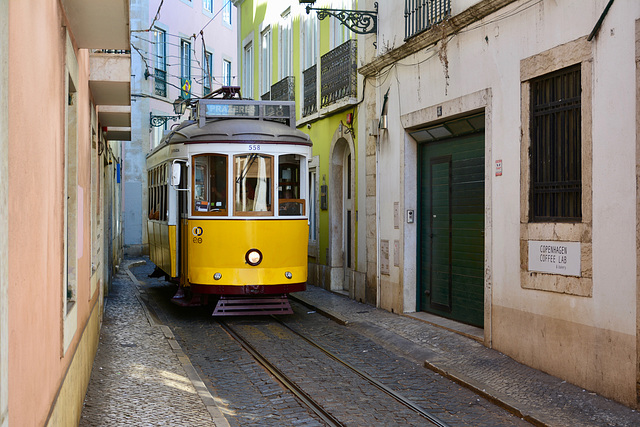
588 0 615 41
376 88 389 307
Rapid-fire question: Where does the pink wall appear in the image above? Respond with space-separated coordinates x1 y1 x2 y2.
8 1 97 424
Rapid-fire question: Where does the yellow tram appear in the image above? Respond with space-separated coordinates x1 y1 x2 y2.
146 89 312 315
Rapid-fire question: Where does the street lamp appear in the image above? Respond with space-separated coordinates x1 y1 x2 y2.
299 1 378 35
173 96 187 115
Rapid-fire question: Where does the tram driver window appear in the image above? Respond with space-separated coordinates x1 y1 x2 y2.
193 154 227 215
234 154 273 215
278 155 304 216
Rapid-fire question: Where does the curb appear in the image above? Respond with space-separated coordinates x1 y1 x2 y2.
124 261 230 427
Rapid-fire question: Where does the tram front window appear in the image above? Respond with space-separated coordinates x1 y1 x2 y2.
279 155 305 216
193 154 227 215
234 154 273 215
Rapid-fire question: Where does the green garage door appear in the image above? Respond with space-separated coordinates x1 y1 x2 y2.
418 131 484 327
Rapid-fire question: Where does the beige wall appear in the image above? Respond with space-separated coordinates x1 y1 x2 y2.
0 0 8 424
8 1 100 424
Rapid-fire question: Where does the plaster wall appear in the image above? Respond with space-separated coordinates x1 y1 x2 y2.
367 0 640 405
8 1 101 424
0 0 8 424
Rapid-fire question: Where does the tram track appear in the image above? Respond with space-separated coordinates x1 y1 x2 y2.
218 317 450 427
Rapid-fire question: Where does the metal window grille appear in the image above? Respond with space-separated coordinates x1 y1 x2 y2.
404 0 451 40
530 64 582 222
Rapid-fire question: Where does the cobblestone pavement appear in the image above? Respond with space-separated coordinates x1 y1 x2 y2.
82 258 640 426
80 261 227 426
290 286 640 427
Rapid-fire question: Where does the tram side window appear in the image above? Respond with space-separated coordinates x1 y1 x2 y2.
193 154 228 215
234 154 273 215
148 164 168 221
278 155 304 216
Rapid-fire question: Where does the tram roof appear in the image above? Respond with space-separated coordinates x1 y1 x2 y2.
158 117 312 147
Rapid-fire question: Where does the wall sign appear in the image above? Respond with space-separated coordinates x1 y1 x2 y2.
528 240 581 277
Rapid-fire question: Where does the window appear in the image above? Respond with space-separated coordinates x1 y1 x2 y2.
203 0 213 14
151 120 167 149
234 154 273 215
404 0 451 40
193 154 228 216
308 168 317 241
243 43 253 96
148 164 169 221
181 40 192 99
222 0 232 25
330 0 352 48
278 155 304 216
279 11 292 79
303 14 317 70
203 49 213 95
154 29 167 97
530 65 582 222
222 59 232 86
260 28 272 96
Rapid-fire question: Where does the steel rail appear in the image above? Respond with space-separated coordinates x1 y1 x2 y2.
217 320 344 427
272 316 450 427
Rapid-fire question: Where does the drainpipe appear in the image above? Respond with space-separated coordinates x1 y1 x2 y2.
588 0 614 41
376 89 390 308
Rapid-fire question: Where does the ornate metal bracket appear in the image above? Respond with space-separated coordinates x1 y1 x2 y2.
306 2 377 35
150 112 181 128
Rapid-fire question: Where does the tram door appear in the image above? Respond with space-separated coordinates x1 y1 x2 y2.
178 162 189 287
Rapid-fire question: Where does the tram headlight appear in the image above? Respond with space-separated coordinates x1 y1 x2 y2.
285 271 292 279
214 273 222 280
245 249 263 266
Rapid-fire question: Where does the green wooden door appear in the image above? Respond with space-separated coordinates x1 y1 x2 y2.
419 132 484 327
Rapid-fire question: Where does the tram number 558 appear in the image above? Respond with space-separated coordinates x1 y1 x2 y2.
248 144 260 151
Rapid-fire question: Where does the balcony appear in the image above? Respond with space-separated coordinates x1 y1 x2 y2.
320 39 357 109
270 76 295 101
302 64 317 118
404 0 451 40
60 0 129 50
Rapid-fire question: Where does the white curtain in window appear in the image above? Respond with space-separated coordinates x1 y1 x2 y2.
254 157 267 211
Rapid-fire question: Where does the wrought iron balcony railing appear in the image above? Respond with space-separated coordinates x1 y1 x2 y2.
154 68 167 98
320 39 357 108
303 64 317 118
404 0 451 40
270 76 295 101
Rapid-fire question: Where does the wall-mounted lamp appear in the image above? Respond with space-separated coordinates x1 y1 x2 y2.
300 1 378 35
173 96 187 115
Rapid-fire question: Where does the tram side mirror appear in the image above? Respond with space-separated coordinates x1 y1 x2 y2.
171 163 181 187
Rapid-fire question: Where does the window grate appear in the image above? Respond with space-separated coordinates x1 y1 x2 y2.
404 0 451 40
530 65 582 222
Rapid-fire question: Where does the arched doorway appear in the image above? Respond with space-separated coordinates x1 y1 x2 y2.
329 133 355 295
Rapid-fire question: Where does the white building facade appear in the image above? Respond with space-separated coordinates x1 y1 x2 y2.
127 0 238 255
358 0 640 407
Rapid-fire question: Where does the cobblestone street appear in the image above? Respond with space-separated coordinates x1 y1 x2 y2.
80 259 640 426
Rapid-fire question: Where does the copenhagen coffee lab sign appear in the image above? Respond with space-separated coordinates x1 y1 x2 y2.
528 241 581 277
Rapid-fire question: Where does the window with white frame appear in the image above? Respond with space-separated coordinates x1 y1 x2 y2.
203 0 213 14
154 28 167 97
223 59 232 86
330 0 353 49
260 28 272 96
243 42 253 97
279 10 292 80
203 48 213 95
181 39 192 99
302 13 317 70
222 0 232 26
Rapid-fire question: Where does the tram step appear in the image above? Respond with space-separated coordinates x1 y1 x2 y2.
212 295 293 316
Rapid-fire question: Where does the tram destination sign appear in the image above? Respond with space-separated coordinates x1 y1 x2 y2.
205 103 259 117
528 240 581 277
